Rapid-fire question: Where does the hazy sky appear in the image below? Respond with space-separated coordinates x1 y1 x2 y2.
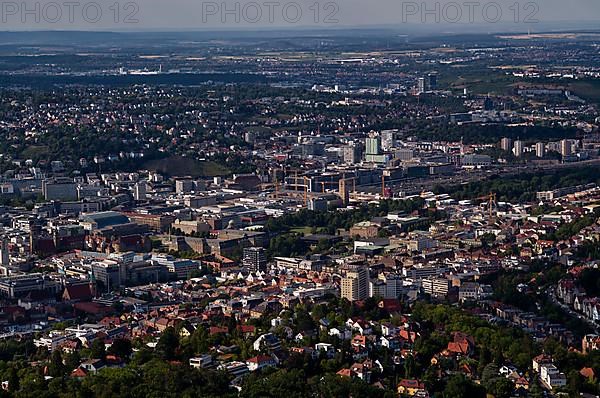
2 0 600 31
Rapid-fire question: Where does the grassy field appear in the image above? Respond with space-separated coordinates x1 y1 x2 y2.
142 156 230 178
290 226 313 235
442 67 517 96
566 80 600 103
20 145 49 160
442 67 600 104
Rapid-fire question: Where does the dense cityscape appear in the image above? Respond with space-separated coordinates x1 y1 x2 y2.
0 29 600 397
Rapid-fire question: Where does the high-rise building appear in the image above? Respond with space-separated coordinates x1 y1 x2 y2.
422 277 451 298
381 130 397 151
91 260 123 291
500 137 512 152
417 77 426 94
343 145 361 164
369 279 387 298
365 137 381 156
341 265 369 301
243 247 267 272
134 181 147 201
427 73 437 90
560 139 572 157
382 274 403 299
535 142 545 158
175 179 194 194
0 238 9 267
513 140 523 157
369 273 403 299
365 135 389 164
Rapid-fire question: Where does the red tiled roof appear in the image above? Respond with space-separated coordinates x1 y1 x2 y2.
337 368 352 377
70 368 88 378
73 301 110 315
398 379 425 389
63 284 93 301
246 355 273 364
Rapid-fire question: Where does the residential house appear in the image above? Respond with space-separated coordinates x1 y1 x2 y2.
246 355 276 371
397 379 427 396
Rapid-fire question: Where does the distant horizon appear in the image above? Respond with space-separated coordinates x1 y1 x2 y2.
0 21 599 35
0 0 599 33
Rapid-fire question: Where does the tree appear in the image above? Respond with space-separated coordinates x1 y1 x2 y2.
528 379 544 398
404 355 416 378
156 327 180 360
443 374 485 398
64 351 81 372
7 366 19 393
487 377 515 398
90 339 106 360
481 363 500 386
241 368 309 398
567 369 583 395
48 350 65 377
108 338 133 360
295 307 316 332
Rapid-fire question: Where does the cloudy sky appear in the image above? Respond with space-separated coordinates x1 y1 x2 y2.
2 0 599 31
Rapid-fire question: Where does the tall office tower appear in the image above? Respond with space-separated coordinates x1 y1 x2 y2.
133 181 147 201
427 73 437 90
560 139 572 157
175 179 194 194
500 137 512 152
0 238 9 266
341 265 369 301
369 273 403 299
380 130 397 151
382 274 403 299
513 140 523 157
417 77 426 94
535 142 545 158
365 137 382 156
243 247 267 272
343 145 361 164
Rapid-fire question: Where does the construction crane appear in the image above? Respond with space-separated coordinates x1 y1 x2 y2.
304 176 309 207
319 180 340 193
271 165 285 200
342 173 356 196
346 177 357 197
475 192 497 220
348 177 357 201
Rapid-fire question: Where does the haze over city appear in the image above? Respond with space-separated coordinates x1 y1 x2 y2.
0 2 599 398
